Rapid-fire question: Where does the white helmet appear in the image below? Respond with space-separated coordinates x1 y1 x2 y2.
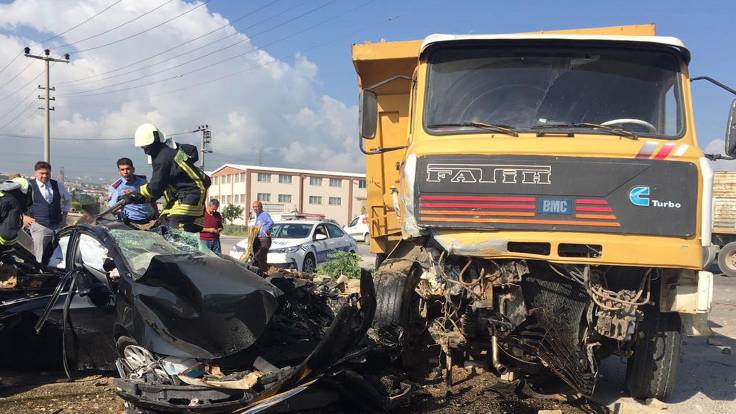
134 123 165 147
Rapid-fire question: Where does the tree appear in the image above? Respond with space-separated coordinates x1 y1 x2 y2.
221 204 244 225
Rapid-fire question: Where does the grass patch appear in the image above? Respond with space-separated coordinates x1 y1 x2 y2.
316 251 361 279
222 224 248 237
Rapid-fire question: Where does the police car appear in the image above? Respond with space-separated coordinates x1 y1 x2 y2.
228 220 358 273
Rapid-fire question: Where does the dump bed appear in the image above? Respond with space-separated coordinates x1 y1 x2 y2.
713 171 736 233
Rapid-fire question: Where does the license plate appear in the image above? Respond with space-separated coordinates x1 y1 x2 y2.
537 198 573 215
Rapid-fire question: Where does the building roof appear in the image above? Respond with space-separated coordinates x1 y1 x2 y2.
210 163 366 179
420 33 690 62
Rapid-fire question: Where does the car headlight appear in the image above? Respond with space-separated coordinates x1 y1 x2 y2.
272 246 299 254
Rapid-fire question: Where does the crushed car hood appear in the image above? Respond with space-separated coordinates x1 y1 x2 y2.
130 254 283 359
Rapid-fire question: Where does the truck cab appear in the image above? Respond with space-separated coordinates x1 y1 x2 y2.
353 25 720 400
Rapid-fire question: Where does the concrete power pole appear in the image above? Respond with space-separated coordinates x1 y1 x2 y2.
194 124 212 170
24 48 70 163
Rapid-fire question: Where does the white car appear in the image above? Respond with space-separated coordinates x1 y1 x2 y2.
228 220 358 273
344 214 370 242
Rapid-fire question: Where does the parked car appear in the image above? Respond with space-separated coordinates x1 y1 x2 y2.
344 214 370 242
229 220 358 273
0 220 378 413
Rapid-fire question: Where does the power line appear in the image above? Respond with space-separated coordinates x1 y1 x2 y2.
56 0 177 51
0 130 196 141
0 98 37 131
0 66 44 103
62 0 337 97
75 0 213 53
0 89 38 122
0 52 23 79
64 7 387 100
57 0 285 87
0 60 33 91
42 0 124 44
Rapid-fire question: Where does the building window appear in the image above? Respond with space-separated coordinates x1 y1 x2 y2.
358 179 366 189
225 195 231 204
224 175 230 184
278 175 292 184
257 193 270 202
329 197 341 206
309 196 322 205
329 178 342 188
257 173 271 183
239 173 245 182
278 194 292 203
238 194 244 204
309 177 322 186
213 176 219 185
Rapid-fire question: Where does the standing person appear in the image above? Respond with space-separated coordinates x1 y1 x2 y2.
251 200 273 272
0 177 32 253
122 123 211 232
22 161 72 263
200 199 224 254
107 158 157 224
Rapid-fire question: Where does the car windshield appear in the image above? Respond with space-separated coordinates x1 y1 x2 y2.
270 223 313 239
425 45 684 138
109 229 215 277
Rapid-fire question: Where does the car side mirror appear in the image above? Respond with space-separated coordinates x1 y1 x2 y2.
102 257 116 272
726 99 736 157
359 90 377 140
315 233 327 241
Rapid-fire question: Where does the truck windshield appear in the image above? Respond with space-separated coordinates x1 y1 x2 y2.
425 45 684 138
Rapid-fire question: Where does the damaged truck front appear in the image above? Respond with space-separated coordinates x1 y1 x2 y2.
353 24 722 400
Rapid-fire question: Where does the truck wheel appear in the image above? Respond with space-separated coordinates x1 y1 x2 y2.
625 309 682 400
375 253 386 270
718 242 736 277
372 271 419 329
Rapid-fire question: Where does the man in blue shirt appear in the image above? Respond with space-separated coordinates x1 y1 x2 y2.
108 158 156 224
251 200 273 272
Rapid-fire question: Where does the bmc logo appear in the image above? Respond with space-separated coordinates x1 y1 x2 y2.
629 186 650 207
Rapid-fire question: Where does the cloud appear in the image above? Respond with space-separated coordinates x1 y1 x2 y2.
0 0 363 180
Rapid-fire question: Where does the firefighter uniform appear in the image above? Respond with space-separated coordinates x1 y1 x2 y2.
131 124 210 233
0 178 32 251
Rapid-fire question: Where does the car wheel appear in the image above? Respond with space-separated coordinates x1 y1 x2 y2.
625 308 682 400
302 253 316 274
363 232 370 243
718 242 736 277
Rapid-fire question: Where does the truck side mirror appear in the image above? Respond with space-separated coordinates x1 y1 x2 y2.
359 90 377 139
726 99 736 157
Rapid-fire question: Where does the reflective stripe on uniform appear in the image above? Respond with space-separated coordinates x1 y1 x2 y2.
0 235 17 246
139 183 152 199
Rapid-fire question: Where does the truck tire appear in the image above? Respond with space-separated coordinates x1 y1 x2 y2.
375 253 387 270
372 271 419 329
625 309 682 400
718 242 736 277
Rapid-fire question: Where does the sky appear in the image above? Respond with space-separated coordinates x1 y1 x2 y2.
0 0 734 182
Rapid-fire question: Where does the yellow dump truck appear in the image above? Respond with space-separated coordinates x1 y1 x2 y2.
352 24 728 400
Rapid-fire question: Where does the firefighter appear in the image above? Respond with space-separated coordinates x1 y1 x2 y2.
123 123 211 232
0 177 32 253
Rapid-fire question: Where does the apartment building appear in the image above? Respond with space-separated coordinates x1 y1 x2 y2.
207 164 367 226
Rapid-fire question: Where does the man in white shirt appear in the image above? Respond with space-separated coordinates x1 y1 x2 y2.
22 161 72 263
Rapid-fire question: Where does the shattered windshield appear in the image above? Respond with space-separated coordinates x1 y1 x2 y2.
109 229 215 276
270 223 313 239
424 45 684 138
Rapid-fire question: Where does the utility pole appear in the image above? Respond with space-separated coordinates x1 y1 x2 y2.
194 124 212 170
24 47 70 163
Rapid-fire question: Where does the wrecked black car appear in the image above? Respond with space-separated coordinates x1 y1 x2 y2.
0 222 378 413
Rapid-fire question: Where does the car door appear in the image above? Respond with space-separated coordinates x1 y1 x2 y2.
326 224 351 253
62 230 117 370
312 224 331 263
